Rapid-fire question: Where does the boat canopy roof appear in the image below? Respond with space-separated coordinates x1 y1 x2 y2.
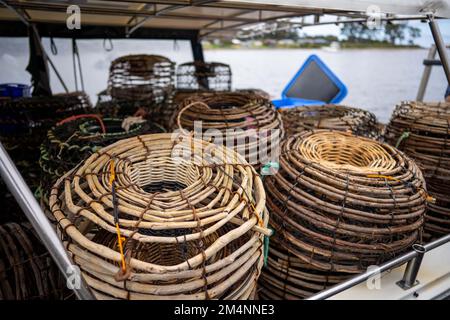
0 0 449 39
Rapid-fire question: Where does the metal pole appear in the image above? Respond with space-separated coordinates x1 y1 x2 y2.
428 15 450 85
396 244 426 289
308 233 450 300
0 142 95 300
416 45 437 101
190 33 209 90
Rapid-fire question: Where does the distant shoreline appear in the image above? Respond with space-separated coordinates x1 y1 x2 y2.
204 45 423 50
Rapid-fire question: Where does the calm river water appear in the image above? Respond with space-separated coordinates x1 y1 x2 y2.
1 39 448 123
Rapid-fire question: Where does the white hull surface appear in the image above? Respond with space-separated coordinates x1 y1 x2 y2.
330 242 450 300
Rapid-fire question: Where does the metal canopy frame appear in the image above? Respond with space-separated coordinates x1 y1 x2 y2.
0 0 448 40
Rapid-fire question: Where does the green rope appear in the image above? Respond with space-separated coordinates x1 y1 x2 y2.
263 229 272 267
261 161 279 177
395 131 410 148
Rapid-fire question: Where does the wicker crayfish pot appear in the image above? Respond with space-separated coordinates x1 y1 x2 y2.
160 89 211 130
279 104 381 139
171 92 284 169
162 60 233 131
0 91 92 157
95 87 166 121
104 54 175 125
384 101 450 240
176 61 232 91
39 115 165 206
49 133 270 299
0 92 92 220
107 54 175 101
235 89 271 100
259 130 427 299
0 222 66 300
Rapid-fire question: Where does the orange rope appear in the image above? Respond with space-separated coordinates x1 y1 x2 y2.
367 174 435 203
110 158 127 273
366 174 401 182
57 114 106 134
115 223 127 273
109 159 116 186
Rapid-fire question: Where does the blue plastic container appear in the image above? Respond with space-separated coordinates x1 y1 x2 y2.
0 83 31 99
273 55 347 109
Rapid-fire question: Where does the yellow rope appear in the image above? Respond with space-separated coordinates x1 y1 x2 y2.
366 174 400 182
109 158 116 186
110 158 127 273
115 223 127 273
367 174 435 203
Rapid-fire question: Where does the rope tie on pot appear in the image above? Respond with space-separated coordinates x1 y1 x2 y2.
259 130 427 300
279 104 381 139
49 133 270 300
384 101 450 240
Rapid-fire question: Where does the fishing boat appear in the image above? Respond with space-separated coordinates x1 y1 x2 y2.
0 0 449 301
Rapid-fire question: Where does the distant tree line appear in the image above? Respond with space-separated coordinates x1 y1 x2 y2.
341 22 421 45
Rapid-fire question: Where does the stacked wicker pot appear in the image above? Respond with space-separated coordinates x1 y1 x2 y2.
0 92 92 221
280 104 381 139
107 54 175 101
176 61 232 91
158 62 233 130
259 130 427 299
0 222 66 300
49 133 270 300
171 92 284 169
102 54 175 125
39 115 164 208
384 101 450 240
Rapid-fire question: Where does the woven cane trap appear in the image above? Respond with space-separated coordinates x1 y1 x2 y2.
39 115 165 205
0 222 66 300
95 88 166 122
0 92 93 197
107 54 175 101
280 105 381 139
384 101 450 240
259 130 427 299
235 89 271 100
172 92 284 168
0 91 92 136
49 133 270 300
159 89 211 130
176 62 232 91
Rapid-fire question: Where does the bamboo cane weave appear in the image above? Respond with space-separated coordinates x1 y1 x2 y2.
107 54 175 101
39 116 165 210
95 88 166 122
0 91 92 136
235 89 271 100
0 222 66 300
0 92 93 218
171 92 284 168
160 89 211 130
384 101 450 240
49 133 270 300
176 62 232 91
279 104 381 139
259 130 427 299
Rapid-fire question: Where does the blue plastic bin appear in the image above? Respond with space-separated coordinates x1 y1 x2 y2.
0 83 31 99
273 55 347 109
